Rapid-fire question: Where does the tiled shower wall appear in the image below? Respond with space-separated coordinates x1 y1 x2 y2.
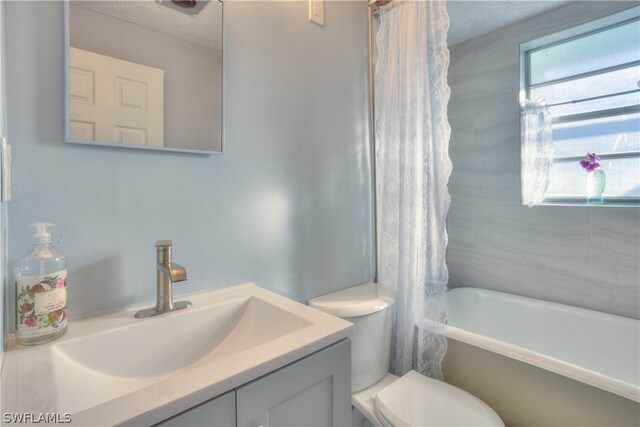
446 1 640 319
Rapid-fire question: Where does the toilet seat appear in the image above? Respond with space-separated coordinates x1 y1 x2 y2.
374 371 504 427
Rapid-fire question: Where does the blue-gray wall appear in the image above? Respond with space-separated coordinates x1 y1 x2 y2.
447 1 640 319
3 0 373 331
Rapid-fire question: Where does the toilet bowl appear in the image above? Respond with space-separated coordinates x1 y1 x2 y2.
309 283 503 427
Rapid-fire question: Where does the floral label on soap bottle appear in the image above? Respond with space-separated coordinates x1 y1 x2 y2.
16 270 67 339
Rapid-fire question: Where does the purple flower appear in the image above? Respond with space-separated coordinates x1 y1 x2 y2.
579 153 601 172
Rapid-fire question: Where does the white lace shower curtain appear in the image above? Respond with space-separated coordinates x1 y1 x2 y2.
375 0 452 379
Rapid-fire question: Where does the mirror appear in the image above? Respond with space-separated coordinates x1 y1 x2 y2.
65 0 222 154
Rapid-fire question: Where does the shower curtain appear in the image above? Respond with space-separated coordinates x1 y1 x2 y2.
375 0 452 379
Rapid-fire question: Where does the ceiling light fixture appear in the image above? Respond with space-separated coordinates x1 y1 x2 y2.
171 0 197 9
156 0 210 16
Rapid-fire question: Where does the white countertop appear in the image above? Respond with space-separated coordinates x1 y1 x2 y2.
1 283 353 426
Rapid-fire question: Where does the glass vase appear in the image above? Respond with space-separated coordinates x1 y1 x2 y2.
586 169 606 205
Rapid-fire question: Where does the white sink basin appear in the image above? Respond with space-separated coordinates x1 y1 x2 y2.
55 296 311 378
1 283 353 426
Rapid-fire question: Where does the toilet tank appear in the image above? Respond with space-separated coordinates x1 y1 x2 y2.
308 283 395 392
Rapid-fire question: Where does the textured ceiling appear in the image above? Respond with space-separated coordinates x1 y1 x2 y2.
75 1 572 54
74 0 221 48
447 0 574 46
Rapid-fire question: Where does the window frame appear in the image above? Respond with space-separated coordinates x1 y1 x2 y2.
519 6 640 207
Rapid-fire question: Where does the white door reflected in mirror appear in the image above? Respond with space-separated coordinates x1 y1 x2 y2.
70 48 165 147
65 0 223 154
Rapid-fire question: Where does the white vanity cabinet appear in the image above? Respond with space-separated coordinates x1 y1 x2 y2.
158 391 236 427
157 340 351 427
2 284 354 426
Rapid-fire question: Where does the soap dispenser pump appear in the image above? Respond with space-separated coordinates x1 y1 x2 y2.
14 222 68 346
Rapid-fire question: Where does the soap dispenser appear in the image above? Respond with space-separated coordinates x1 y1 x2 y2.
14 223 68 346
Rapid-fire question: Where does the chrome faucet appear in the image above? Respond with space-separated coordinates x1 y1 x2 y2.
135 240 192 318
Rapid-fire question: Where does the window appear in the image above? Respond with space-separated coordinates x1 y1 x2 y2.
520 6 640 206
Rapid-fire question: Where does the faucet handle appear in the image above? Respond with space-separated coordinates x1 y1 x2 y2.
156 240 173 248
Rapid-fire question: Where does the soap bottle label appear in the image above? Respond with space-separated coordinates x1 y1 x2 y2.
16 270 68 339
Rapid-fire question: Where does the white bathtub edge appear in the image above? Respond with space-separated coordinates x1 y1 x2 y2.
444 325 640 403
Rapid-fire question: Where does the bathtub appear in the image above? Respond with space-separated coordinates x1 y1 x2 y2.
443 287 640 426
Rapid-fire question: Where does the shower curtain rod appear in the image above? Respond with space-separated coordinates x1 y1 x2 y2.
369 0 392 16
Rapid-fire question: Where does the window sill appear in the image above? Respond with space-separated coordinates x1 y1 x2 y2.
525 197 640 208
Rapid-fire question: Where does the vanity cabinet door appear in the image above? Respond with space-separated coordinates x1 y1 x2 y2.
236 339 351 427
157 391 236 427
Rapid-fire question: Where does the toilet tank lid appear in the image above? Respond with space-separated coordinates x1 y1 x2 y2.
308 283 395 318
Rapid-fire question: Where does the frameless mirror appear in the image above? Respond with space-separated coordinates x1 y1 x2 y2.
65 0 222 154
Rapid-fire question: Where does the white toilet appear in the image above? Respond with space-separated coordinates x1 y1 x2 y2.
308 283 504 427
